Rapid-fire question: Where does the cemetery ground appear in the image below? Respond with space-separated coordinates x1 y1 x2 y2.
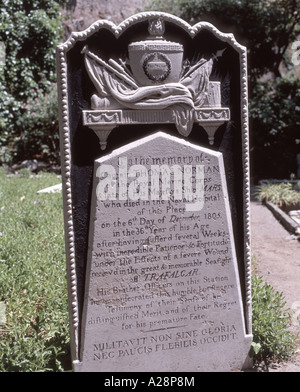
0 168 300 372
0 169 70 371
250 192 300 372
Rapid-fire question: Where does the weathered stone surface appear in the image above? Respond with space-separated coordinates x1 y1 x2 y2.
75 132 251 372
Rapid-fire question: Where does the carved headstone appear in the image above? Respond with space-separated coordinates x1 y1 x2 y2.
77 132 251 371
57 12 252 372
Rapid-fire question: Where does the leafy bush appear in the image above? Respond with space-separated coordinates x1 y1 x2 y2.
15 83 60 163
0 83 60 164
0 0 64 164
250 76 300 179
251 275 295 364
145 0 300 81
145 0 300 179
0 171 70 372
255 182 300 208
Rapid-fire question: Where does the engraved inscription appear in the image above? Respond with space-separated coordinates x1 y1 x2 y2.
79 133 247 371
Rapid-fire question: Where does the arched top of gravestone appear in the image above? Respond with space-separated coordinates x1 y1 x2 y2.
57 11 246 54
57 11 248 150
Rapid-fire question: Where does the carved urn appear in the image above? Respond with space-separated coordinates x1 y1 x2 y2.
128 18 183 86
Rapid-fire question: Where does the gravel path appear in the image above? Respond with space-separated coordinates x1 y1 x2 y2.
250 196 300 371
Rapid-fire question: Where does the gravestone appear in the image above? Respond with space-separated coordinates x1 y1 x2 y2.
57 12 252 372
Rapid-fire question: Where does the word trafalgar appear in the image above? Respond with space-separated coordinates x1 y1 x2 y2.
96 157 205 211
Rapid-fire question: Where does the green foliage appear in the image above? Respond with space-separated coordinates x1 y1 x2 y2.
0 0 63 100
250 76 300 179
255 182 300 207
146 0 300 80
0 171 70 372
251 275 295 364
0 0 64 164
16 83 60 163
146 0 300 179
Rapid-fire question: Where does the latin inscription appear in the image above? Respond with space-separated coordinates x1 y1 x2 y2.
93 324 237 361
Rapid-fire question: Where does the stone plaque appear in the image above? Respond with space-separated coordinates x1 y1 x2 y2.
57 11 252 372
76 132 251 371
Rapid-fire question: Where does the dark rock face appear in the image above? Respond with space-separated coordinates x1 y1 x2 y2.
62 0 148 38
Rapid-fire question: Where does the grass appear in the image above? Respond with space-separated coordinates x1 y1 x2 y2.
255 182 300 209
251 275 295 365
0 168 70 372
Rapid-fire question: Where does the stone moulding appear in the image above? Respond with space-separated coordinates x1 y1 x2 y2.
82 107 231 149
56 11 251 364
265 202 300 235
